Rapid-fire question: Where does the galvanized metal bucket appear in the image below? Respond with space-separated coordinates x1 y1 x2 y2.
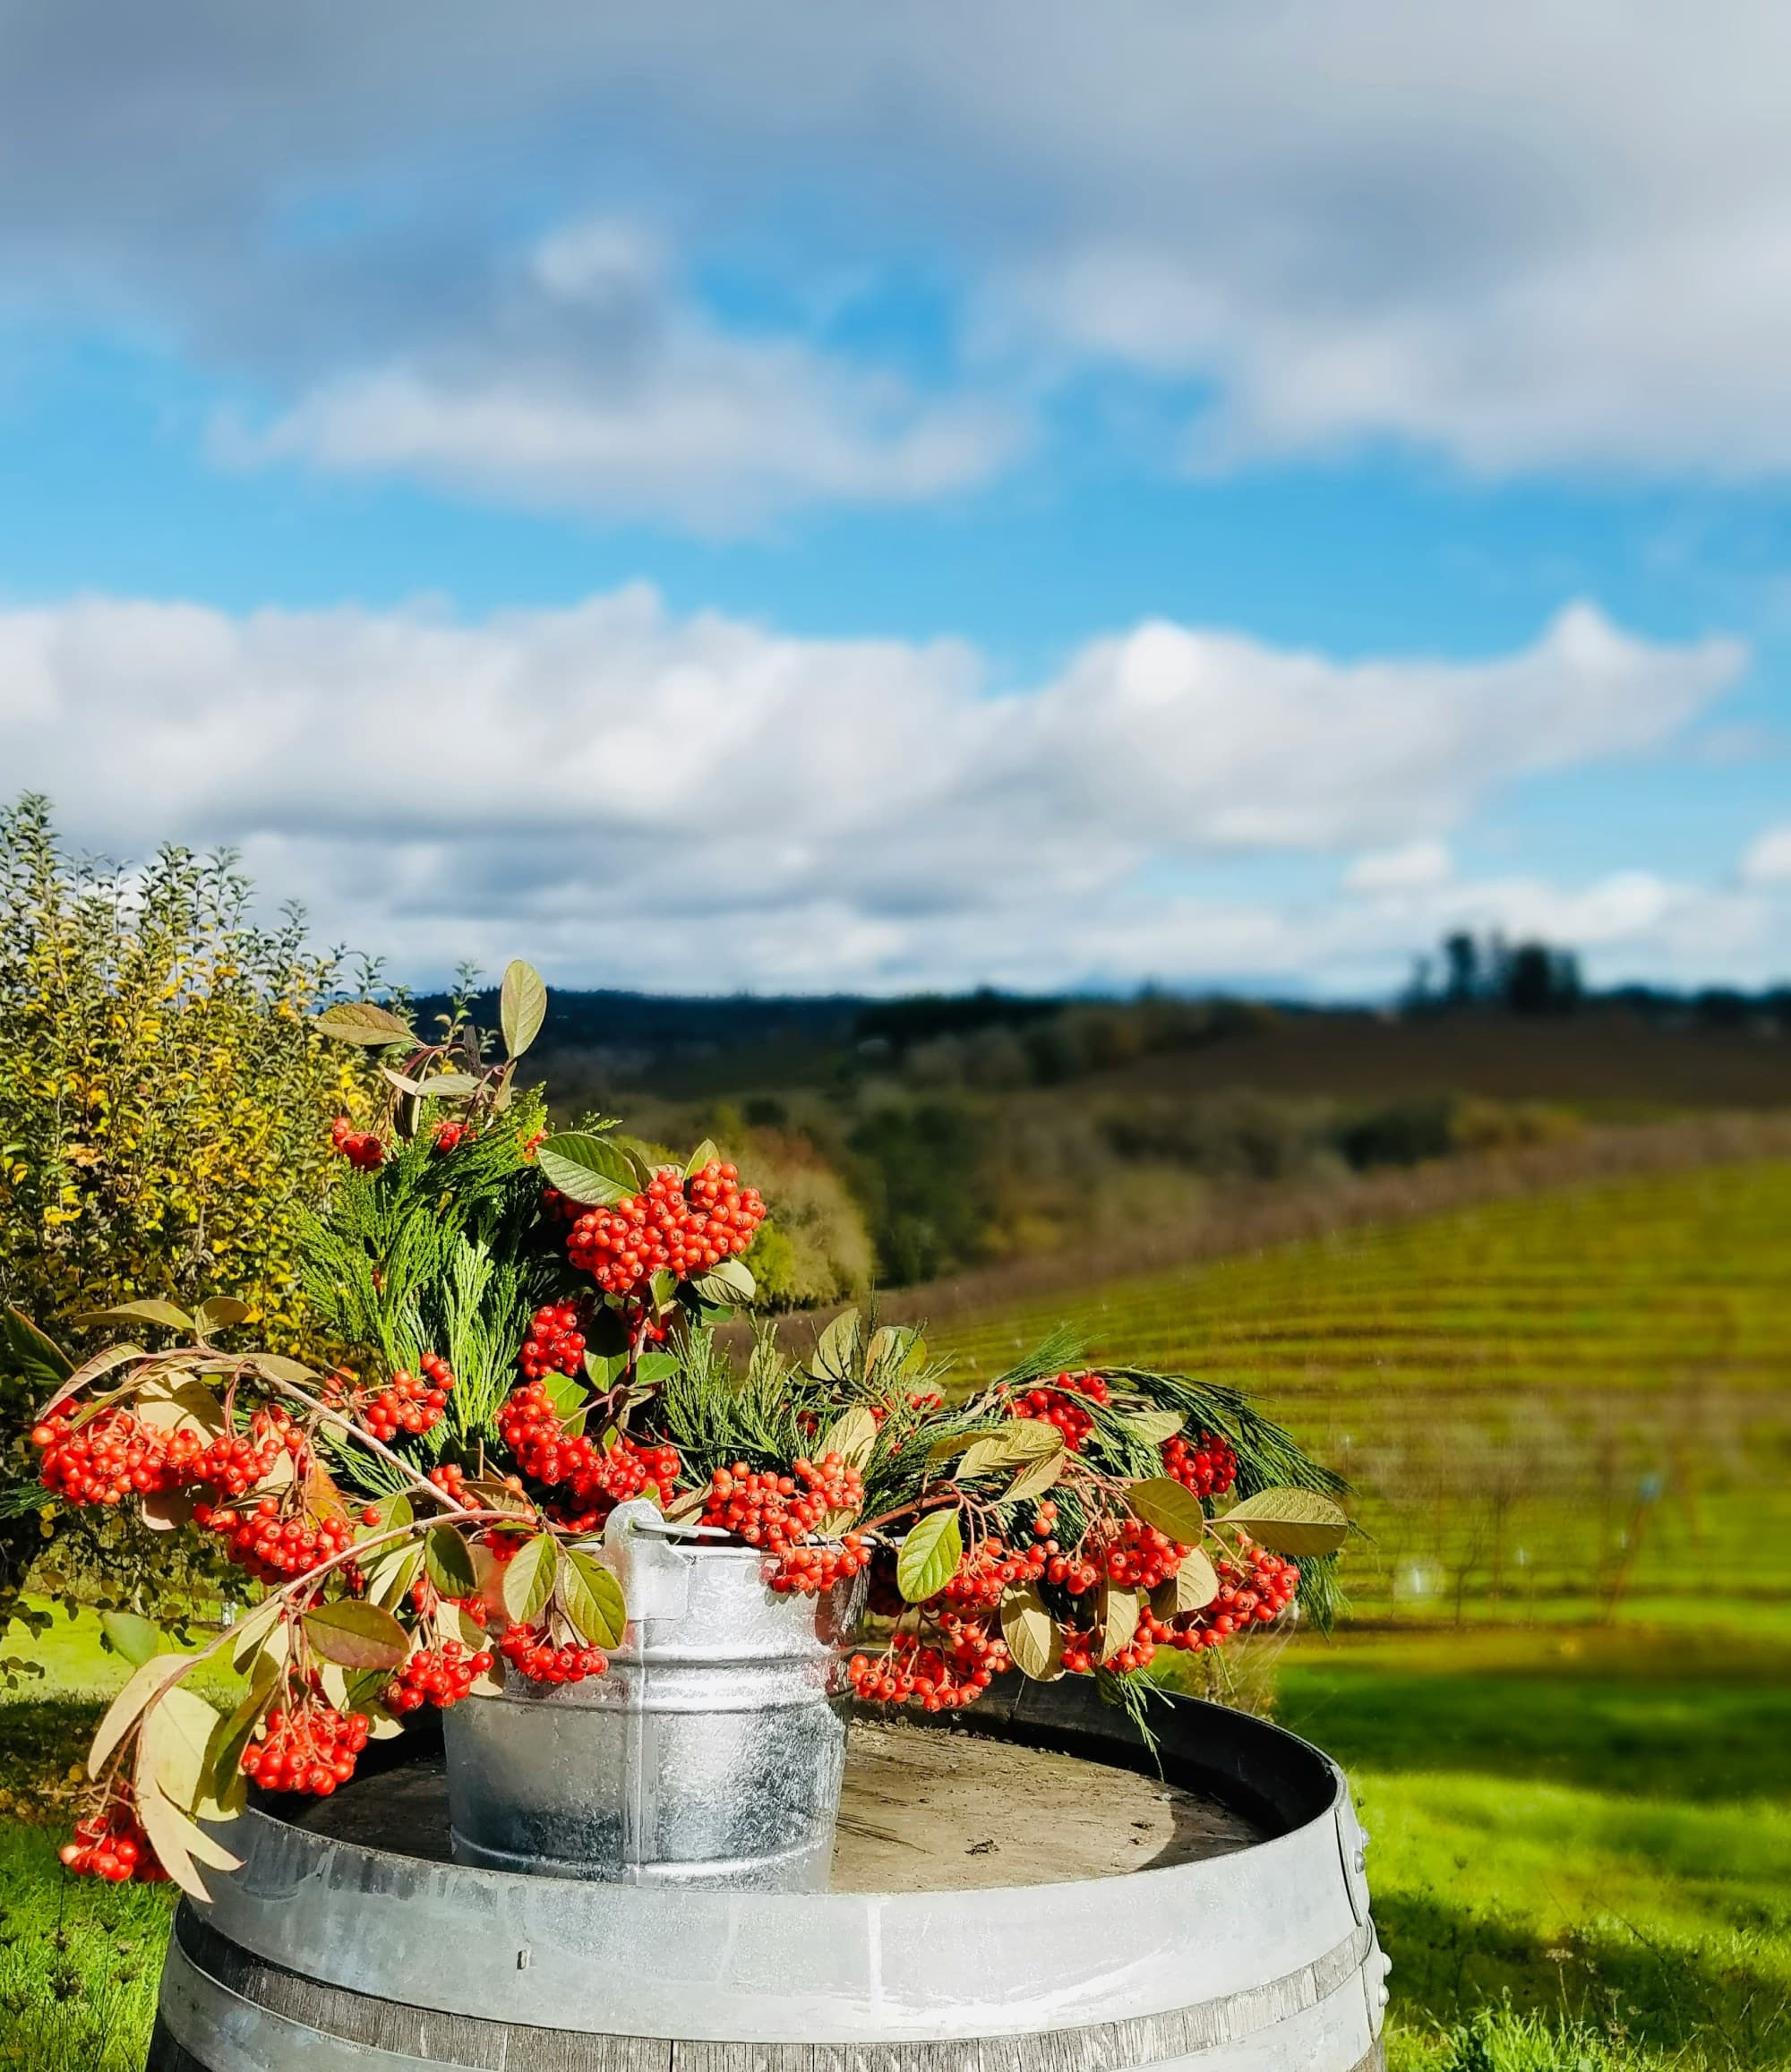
442 1501 863 1891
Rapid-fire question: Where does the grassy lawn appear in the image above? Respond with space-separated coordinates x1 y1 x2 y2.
1277 1628 1791 2070
0 1666 172 2069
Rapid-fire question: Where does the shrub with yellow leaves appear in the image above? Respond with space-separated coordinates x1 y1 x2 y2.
0 792 381 1625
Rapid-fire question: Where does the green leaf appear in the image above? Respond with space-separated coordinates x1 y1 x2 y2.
815 1405 878 1469
809 1309 860 1383
252 1352 320 1387
584 1349 630 1389
999 1582 1064 1682
72 1297 194 1334
208 1654 279 1801
1099 1585 1141 1665
2 1306 73 1389
693 1258 754 1306
866 1324 925 1376
193 1296 251 1336
141 1685 220 1813
1004 1450 1065 1505
560 1550 628 1649
997 1419 1066 1460
420 1071 480 1097
683 1138 720 1178
540 1369 588 1423
1124 1409 1187 1447
610 1136 663 1190
536 1133 638 1205
1125 1477 1210 1546
896 1509 964 1604
316 1000 412 1046
957 1422 1063 1481
303 1600 410 1672
1170 1545 1219 1613
367 1544 423 1612
501 961 548 1059
501 1533 559 1625
227 1597 286 1675
634 1350 678 1385
99 1610 162 1667
355 1492 413 1545
1218 1486 1350 1557
424 1524 477 1598
89 1654 198 1778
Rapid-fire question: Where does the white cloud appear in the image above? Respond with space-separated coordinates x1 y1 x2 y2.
1743 824 1791 885
0 587 1760 992
7 5 1791 490
218 218 1015 526
1346 841 1453 894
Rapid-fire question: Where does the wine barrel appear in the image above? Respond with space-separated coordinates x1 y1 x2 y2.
146 1678 1390 2072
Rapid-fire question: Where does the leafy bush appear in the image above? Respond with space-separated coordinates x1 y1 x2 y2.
846 1100 996 1283
0 794 375 1340
737 1132 874 1309
0 792 378 1620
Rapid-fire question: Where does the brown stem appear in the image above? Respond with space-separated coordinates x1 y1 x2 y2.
257 1374 475 1513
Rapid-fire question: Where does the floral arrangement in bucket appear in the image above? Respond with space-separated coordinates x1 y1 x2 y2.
11 964 1349 1898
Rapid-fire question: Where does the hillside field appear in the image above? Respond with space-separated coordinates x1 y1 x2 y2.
930 1158 1791 1629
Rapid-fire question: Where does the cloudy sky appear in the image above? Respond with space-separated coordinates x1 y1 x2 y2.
3 1 1788 996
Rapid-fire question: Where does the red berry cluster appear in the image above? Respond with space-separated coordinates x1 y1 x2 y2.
433 1119 467 1153
699 1455 864 1552
518 1304 586 1381
360 1352 455 1443
428 1461 468 1501
1089 1517 1187 1593
1163 1431 1238 1499
849 1614 1009 1711
33 1403 308 1509
240 1704 371 1794
1043 1545 1103 1594
497 1384 681 1523
1169 1541 1299 1649
192 1496 355 1581
33 1407 193 1504
1008 1372 1110 1452
937 1534 1047 1611
1059 1609 1170 1677
499 1623 608 1684
330 1117 386 1170
384 1641 493 1713
563 1161 766 1296
770 1535 871 1595
59 1790 167 1883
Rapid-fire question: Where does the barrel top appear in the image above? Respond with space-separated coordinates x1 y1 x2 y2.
292 1715 1266 1891
188 1682 1367 2043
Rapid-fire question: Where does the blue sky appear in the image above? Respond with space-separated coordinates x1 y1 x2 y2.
2 3 1788 995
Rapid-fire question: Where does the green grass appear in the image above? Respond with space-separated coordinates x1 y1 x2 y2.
1276 1627 1791 2071
0 1820 170 2069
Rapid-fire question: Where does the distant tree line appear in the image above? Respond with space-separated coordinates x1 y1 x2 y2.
1403 932 1791 1029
